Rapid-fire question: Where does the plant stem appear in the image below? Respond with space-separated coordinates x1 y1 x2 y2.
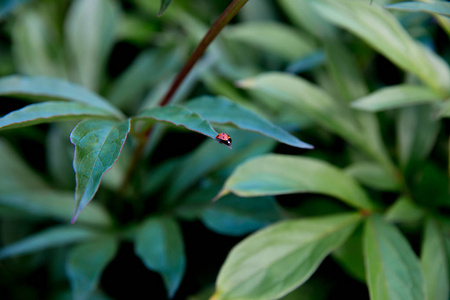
119 0 249 195
159 0 249 106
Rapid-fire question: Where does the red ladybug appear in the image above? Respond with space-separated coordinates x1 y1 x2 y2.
216 133 232 149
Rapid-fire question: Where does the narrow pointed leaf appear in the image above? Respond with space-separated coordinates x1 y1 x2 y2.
213 213 361 300
0 75 124 118
135 105 218 140
70 119 130 223
67 237 119 300
0 225 100 260
0 102 114 130
216 154 375 210
225 21 316 60
184 96 313 149
345 162 400 191
385 196 424 224
135 217 185 298
364 215 425 300
158 0 172 16
385 1 450 18
421 219 449 300
313 0 450 95
351 84 443 112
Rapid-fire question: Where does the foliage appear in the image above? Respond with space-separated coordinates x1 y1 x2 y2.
0 0 449 299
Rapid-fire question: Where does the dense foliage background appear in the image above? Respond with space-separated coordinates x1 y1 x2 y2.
0 0 450 299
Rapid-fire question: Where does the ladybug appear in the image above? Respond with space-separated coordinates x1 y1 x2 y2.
216 133 232 149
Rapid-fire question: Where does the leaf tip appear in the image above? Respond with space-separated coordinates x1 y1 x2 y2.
212 189 229 202
235 78 254 89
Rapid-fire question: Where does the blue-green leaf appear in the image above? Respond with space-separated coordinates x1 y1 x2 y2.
0 0 32 19
135 216 185 298
70 119 130 223
0 225 101 260
184 96 313 149
67 237 119 300
0 75 124 118
0 102 114 130
385 1 450 18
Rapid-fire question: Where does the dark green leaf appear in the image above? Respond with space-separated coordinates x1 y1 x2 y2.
67 237 119 300
70 119 130 223
0 225 100 260
213 213 361 299
385 1 450 18
364 215 425 300
0 75 124 118
0 102 114 130
158 0 172 16
135 216 185 298
201 195 282 236
184 96 313 149
421 219 449 300
351 84 442 112
216 154 375 211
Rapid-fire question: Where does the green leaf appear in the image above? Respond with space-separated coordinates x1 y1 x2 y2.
158 0 172 16
421 219 449 300
0 75 124 119
363 215 425 300
351 84 443 112
397 105 440 175
213 213 361 300
385 1 450 18
65 0 119 91
225 21 316 60
438 100 450 118
238 73 362 147
0 225 100 260
385 196 424 223
135 216 185 298
345 161 400 191
70 119 130 223
0 190 112 227
201 195 282 236
216 154 375 211
67 237 119 300
0 102 114 130
313 0 450 95
184 96 313 149
135 105 218 140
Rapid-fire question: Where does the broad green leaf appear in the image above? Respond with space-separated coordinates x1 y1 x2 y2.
135 216 185 298
345 161 400 191
70 119 130 223
65 0 119 91
135 105 218 140
332 225 365 282
158 0 172 16
0 225 100 260
184 96 313 149
397 104 440 175
0 102 114 130
351 84 443 112
225 21 316 60
364 215 425 300
421 219 449 300
201 195 282 236
385 196 424 223
213 213 361 300
0 0 32 19
0 75 124 118
0 139 48 192
386 1 450 17
313 0 450 95
238 73 363 147
438 100 450 118
67 237 119 300
216 154 375 211
0 190 112 227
